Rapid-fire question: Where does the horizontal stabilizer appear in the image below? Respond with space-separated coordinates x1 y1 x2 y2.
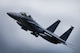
60 26 74 41
47 20 61 33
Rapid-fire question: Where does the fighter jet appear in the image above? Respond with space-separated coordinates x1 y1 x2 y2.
7 12 74 47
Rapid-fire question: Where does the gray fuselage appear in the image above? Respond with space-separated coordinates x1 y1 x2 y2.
7 12 63 44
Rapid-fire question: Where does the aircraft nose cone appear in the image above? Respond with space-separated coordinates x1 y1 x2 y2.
7 12 17 19
7 12 17 20
7 12 13 17
7 12 20 20
7 12 10 15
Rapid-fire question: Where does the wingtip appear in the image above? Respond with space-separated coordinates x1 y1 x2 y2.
71 26 74 29
57 19 61 22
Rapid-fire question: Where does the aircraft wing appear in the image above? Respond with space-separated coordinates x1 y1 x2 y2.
44 29 66 43
42 26 74 48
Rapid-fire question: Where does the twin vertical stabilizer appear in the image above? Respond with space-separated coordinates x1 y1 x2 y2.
47 20 74 41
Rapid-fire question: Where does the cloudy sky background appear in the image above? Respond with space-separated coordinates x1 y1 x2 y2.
0 0 80 53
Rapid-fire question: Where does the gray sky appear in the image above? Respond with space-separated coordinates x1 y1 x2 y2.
0 0 80 53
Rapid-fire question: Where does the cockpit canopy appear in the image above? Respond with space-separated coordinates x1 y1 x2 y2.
20 12 27 16
20 12 33 19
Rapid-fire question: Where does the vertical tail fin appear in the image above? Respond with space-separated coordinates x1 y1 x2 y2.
47 20 61 33
60 26 74 41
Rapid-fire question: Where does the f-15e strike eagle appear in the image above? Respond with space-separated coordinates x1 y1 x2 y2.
7 12 74 47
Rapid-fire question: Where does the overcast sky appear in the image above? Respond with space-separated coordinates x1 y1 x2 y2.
0 0 80 53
